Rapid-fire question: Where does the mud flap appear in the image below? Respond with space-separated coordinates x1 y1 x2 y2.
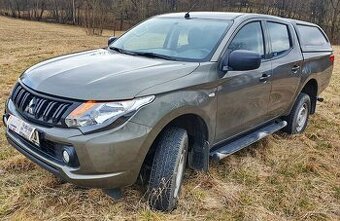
188 140 209 172
103 188 123 200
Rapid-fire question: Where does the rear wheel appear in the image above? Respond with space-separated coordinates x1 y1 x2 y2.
283 93 311 134
148 127 188 211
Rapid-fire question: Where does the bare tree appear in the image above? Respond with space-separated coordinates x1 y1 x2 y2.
329 0 340 41
0 0 339 42
83 0 112 35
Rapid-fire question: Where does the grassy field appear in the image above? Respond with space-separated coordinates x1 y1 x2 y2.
0 16 339 221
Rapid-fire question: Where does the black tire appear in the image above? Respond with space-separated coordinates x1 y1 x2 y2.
282 93 311 134
148 127 188 212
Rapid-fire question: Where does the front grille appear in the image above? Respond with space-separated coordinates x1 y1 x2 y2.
11 83 78 127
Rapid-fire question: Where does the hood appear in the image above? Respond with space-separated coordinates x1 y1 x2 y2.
21 49 199 101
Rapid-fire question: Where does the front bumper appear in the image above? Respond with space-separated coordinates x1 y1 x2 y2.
4 99 152 189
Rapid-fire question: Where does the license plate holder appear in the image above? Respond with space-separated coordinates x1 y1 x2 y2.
7 115 40 147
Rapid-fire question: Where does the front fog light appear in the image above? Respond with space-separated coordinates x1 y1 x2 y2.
62 150 70 164
62 147 78 166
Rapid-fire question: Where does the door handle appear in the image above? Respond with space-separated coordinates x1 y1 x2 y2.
291 65 300 73
259 74 271 82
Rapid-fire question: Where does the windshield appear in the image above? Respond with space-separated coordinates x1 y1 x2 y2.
110 17 232 62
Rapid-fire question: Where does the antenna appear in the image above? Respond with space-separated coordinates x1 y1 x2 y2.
185 2 199 19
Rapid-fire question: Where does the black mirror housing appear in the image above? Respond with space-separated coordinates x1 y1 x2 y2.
108 36 118 46
227 50 261 71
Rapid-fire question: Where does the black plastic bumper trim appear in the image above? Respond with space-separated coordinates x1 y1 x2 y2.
6 133 61 177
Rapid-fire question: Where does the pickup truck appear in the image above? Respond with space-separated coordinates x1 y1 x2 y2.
3 12 334 211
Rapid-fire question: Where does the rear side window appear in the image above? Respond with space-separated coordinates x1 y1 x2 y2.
267 22 291 57
297 25 328 46
228 22 265 58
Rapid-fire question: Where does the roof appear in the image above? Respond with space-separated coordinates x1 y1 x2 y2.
156 12 317 26
156 12 244 20
283 18 318 27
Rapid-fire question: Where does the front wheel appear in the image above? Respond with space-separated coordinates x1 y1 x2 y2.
282 93 311 134
148 127 188 211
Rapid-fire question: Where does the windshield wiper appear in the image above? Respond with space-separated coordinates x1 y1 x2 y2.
109 46 135 55
132 52 177 61
109 47 177 61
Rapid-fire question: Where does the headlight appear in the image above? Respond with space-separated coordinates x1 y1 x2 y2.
65 96 155 128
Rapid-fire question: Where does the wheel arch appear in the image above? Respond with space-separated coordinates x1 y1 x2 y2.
139 110 212 181
300 78 318 114
286 78 319 116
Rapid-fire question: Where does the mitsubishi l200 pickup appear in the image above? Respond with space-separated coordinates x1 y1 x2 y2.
4 12 334 211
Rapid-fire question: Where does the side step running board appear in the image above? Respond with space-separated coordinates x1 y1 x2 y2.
210 120 287 161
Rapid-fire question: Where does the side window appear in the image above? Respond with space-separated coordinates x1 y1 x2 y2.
297 25 328 46
228 22 265 58
267 22 291 57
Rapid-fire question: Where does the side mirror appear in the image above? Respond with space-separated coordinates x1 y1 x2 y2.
225 50 261 71
108 36 118 46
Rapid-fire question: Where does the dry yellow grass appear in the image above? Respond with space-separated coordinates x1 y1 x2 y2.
0 16 339 221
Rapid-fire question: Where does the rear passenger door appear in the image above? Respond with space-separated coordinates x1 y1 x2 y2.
265 20 304 119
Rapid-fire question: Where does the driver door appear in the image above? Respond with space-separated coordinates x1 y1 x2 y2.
215 21 272 143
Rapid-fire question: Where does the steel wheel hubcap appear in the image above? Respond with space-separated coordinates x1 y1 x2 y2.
296 103 308 131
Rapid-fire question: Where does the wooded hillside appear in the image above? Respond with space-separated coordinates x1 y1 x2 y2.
0 0 339 43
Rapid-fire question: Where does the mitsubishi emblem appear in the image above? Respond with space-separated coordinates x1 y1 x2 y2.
27 98 36 115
